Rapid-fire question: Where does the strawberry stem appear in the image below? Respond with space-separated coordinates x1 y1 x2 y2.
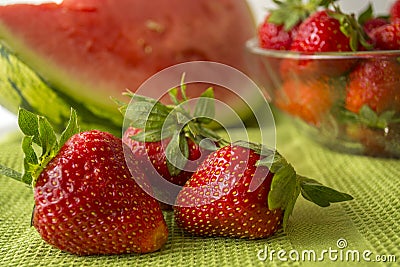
0 163 25 185
328 4 373 51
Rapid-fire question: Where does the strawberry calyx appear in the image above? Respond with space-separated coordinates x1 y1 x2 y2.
342 105 400 130
236 141 353 229
357 4 374 25
328 4 373 51
297 175 354 207
358 4 389 27
0 108 80 187
19 108 80 187
267 0 337 31
119 75 227 176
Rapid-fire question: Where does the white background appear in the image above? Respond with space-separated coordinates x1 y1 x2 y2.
0 0 396 134
247 0 395 22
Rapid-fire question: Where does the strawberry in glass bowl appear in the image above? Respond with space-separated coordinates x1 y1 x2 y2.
246 0 400 158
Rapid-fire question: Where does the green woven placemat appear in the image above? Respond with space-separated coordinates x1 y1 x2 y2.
0 118 399 267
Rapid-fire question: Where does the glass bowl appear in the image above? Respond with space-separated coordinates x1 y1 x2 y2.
246 38 400 158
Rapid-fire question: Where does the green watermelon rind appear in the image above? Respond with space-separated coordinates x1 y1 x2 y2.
0 41 122 135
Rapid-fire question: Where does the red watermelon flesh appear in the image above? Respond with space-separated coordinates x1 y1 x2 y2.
0 0 255 114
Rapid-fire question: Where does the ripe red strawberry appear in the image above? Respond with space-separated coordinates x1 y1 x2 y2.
343 59 400 152
390 0 400 21
284 9 365 78
258 14 299 50
174 142 353 239
369 20 400 50
119 82 224 208
123 126 205 187
275 76 334 126
122 126 212 210
257 0 332 51
291 10 353 53
6 109 168 255
362 17 389 37
345 59 400 115
357 4 389 39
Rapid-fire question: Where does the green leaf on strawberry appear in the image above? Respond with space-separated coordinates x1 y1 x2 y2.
18 108 80 186
166 131 190 176
359 105 390 129
342 105 400 129
59 107 80 146
318 0 337 7
125 99 172 131
328 4 373 51
255 145 352 229
259 151 298 228
298 176 354 207
357 4 374 25
230 141 352 229
268 0 337 31
18 108 41 144
193 87 215 124
129 128 164 142
21 135 38 185
120 76 225 179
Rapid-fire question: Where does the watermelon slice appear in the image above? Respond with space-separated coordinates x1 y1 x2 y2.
0 0 256 134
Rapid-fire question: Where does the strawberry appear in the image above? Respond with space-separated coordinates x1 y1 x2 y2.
123 126 205 187
362 17 389 37
174 141 353 239
122 125 211 210
343 59 400 152
390 0 400 21
275 76 335 126
286 7 371 77
119 80 225 208
291 10 352 53
345 59 400 115
258 14 299 50
257 0 337 51
369 20 400 50
2 108 168 255
357 4 389 39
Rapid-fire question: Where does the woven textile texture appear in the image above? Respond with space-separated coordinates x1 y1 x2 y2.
0 119 399 267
